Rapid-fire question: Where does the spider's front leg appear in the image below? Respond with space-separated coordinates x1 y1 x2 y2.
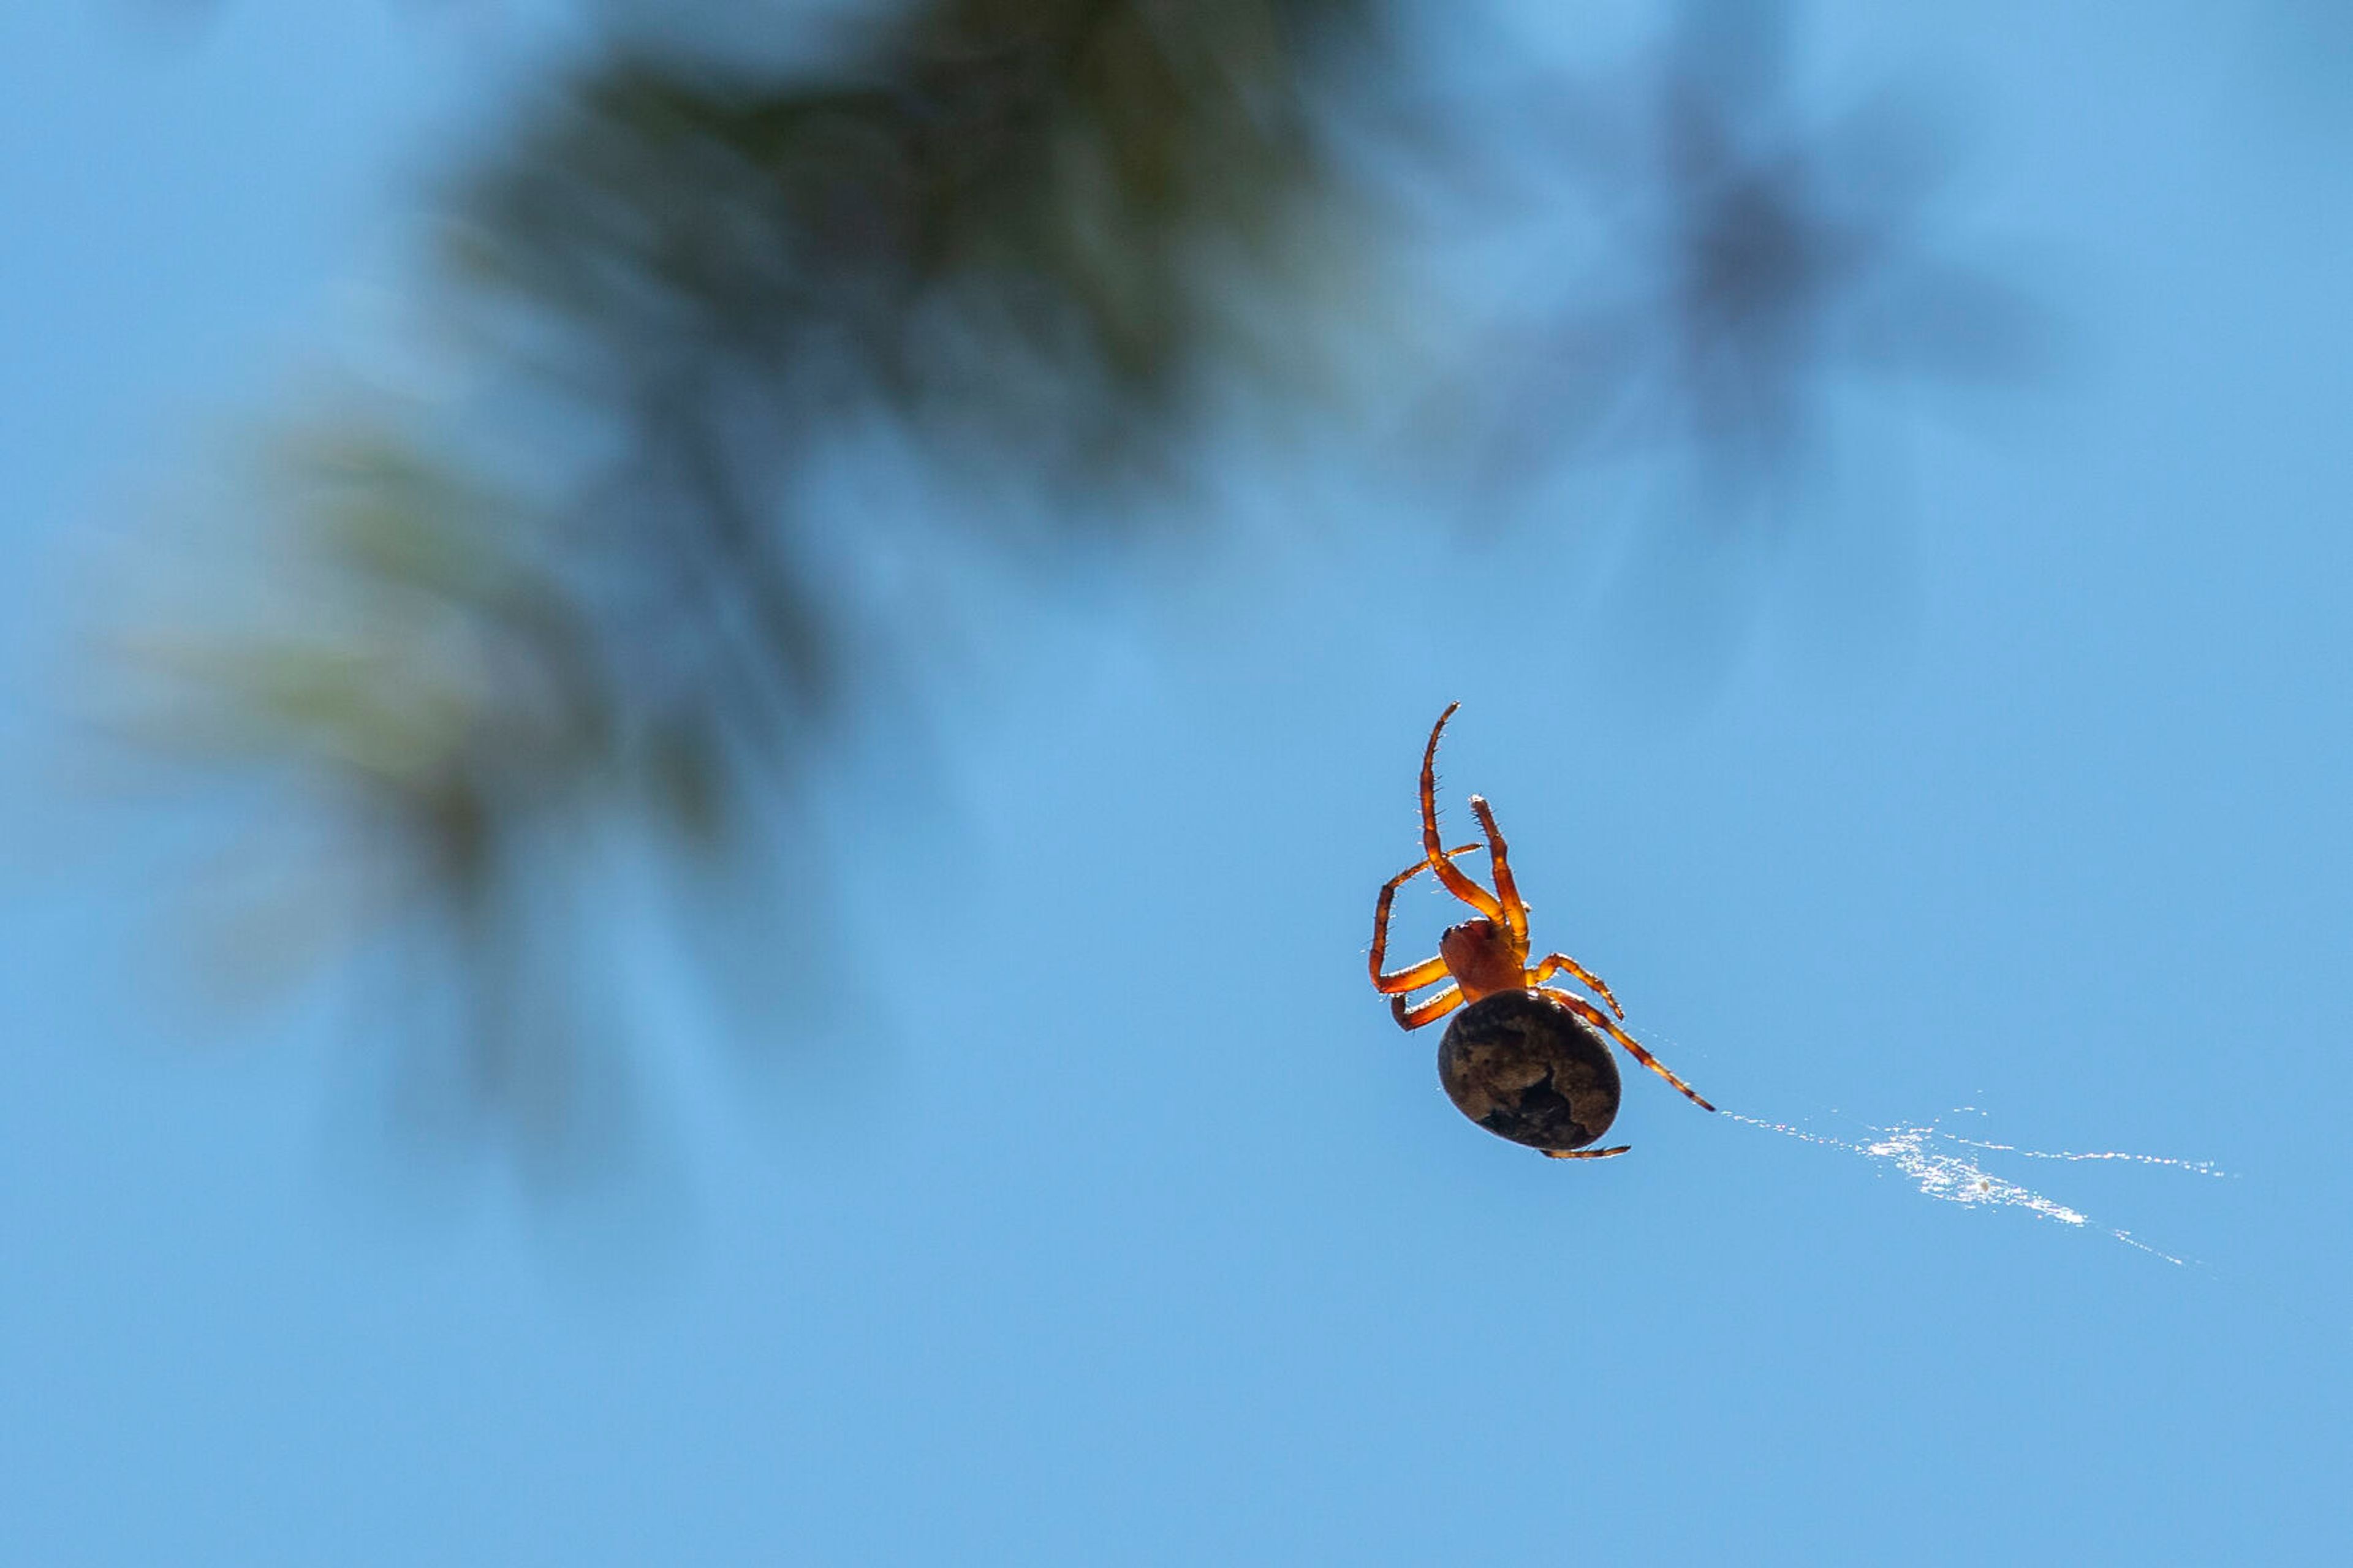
1467 794 1529 947
1540 1145 1632 1159
1392 985 1467 1031
1370 842 1482 995
1420 705 1509 922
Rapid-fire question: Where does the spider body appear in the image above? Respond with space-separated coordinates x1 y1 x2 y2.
1370 702 1715 1158
1439 990 1624 1156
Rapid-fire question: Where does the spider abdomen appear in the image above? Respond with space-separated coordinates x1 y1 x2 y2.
1438 990 1623 1153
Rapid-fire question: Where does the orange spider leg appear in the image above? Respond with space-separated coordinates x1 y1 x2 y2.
1541 989 1716 1112
1420 703 1507 921
1528 950 1625 1022
1541 1145 1632 1159
1392 985 1468 1031
1467 793 1529 949
1372 842 1484 993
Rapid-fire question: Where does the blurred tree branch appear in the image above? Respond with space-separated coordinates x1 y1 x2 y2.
126 0 1385 1172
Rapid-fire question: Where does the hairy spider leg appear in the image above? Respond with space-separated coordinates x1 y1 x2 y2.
1371 843 1484 994
1528 950 1625 1023
1392 984 1467 1031
1420 703 1507 921
1542 990 1716 1113
1466 794 1529 949
1541 1145 1632 1159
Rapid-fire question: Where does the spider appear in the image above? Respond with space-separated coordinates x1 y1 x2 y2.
1370 703 1715 1157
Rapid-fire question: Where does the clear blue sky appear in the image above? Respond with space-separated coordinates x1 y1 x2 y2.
6 3 2351 1562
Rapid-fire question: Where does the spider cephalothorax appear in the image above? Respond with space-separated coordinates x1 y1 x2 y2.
1370 703 1715 1157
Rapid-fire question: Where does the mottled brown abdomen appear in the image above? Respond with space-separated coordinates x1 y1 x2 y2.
1438 990 1622 1152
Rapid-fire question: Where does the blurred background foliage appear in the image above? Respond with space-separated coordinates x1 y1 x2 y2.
123 0 2030 1176
1464 0 2044 524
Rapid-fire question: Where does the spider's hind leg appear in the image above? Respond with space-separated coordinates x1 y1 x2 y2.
1542 989 1716 1113
1541 1145 1631 1159
1529 950 1624 1021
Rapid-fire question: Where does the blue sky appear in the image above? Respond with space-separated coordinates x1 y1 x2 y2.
5 3 2351 1562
